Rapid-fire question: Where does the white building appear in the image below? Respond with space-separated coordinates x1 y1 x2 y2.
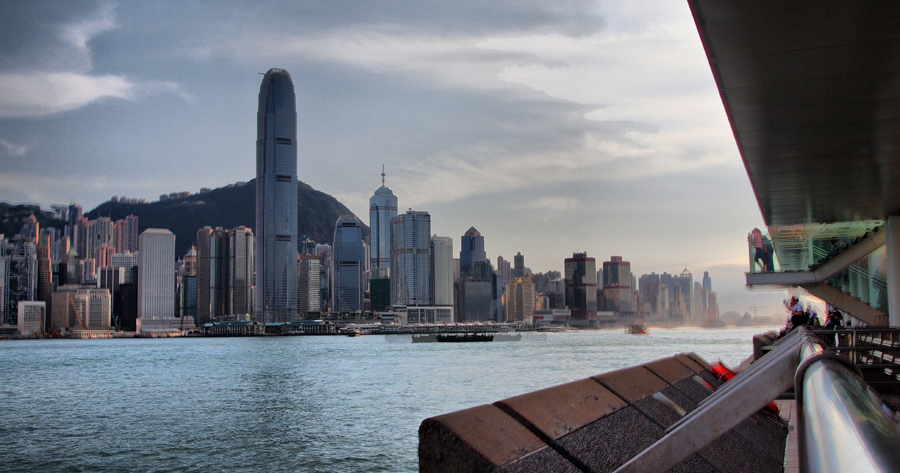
431 235 454 307
138 229 175 320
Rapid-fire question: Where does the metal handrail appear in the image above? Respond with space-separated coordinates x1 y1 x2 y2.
796 334 900 473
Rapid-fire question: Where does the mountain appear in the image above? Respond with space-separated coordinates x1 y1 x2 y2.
83 179 367 258
0 203 65 238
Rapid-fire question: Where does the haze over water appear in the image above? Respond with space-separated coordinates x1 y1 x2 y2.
2 327 777 472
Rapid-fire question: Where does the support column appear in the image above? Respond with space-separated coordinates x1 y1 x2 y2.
886 215 900 327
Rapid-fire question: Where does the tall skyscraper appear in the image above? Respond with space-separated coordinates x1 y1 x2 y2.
506 277 535 323
369 166 397 278
332 216 364 314
431 235 453 306
564 252 597 326
514 252 525 278
391 210 432 306
137 229 175 320
297 254 321 314
255 68 298 322
602 255 633 312
459 227 486 278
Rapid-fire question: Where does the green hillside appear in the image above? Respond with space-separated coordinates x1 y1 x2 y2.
83 179 367 258
0 203 65 238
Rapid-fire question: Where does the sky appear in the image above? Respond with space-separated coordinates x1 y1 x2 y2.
0 1 795 318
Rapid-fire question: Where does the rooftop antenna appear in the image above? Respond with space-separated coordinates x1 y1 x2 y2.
381 164 386 187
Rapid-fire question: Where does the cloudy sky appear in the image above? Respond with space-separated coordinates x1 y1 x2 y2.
0 1 793 317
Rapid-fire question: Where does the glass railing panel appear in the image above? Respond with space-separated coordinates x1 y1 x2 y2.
748 221 883 274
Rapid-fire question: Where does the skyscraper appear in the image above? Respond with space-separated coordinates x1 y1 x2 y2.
137 229 175 320
255 68 298 322
564 252 597 327
369 166 397 278
391 210 432 306
601 255 633 312
459 227 486 278
332 216 364 314
514 252 525 278
431 235 453 306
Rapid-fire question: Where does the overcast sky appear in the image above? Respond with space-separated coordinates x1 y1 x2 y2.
0 1 794 317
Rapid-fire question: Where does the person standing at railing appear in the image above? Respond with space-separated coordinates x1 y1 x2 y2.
751 228 768 272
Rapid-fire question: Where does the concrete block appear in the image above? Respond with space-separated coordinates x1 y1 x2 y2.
495 377 626 440
644 357 697 384
594 365 668 402
419 404 548 473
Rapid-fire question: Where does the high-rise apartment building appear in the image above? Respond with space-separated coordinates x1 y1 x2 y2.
137 229 175 320
116 215 139 253
565 252 597 326
391 210 432 306
369 167 397 278
255 68 298 322
332 216 364 314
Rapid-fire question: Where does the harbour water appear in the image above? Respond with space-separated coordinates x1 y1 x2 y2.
1 326 779 472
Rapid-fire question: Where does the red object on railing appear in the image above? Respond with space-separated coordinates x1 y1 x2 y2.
709 361 780 415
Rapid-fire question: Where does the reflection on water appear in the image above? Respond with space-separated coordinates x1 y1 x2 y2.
0 326 777 472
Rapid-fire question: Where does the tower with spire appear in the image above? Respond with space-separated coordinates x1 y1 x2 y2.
369 165 398 278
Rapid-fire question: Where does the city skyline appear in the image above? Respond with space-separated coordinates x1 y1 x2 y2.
0 2 786 316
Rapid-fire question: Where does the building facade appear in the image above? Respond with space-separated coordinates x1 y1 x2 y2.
369 167 398 278
565 252 597 326
332 216 364 314
137 229 175 320
255 68 298 322
390 210 432 306
602 255 633 312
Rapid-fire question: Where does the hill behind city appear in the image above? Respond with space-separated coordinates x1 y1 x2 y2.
76 179 368 258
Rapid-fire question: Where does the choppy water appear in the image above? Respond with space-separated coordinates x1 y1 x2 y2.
0 326 778 472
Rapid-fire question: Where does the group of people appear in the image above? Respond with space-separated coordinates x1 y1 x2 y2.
777 296 849 338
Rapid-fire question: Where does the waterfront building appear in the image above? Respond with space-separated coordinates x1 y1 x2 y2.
673 268 694 323
196 227 227 325
457 278 495 322
229 226 254 317
369 166 398 278
390 210 432 306
368 277 390 311
564 252 597 327
332 216 364 314
298 255 321 314
459 227 486 278
602 255 633 312
1 237 37 326
180 247 197 321
496 256 511 285
431 235 454 307
255 68 298 323
505 277 535 323
17 301 45 336
638 273 660 316
137 229 175 320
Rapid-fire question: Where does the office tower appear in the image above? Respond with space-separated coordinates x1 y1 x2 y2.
457 279 494 322
229 226 254 316
431 235 453 307
639 272 661 315
116 215 139 253
506 277 535 323
602 256 633 312
701 271 712 315
369 166 398 278
37 234 53 331
138 229 175 320
255 68 298 323
673 267 694 322
390 210 432 306
66 203 82 248
196 227 226 324
514 252 525 278
332 216 364 314
564 252 597 326
297 254 321 313
180 247 197 321
1 237 37 326
459 227 486 278
368 277 390 311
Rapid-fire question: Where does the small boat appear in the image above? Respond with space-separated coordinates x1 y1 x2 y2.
626 314 649 334
346 329 361 337
436 333 494 343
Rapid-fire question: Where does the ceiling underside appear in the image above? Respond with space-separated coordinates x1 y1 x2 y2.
689 0 900 226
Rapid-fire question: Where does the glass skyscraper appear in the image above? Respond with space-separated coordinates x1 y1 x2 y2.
332 216 364 314
369 167 398 278
255 68 298 322
390 210 432 306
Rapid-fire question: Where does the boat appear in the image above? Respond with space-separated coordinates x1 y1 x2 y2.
436 333 494 343
627 315 649 334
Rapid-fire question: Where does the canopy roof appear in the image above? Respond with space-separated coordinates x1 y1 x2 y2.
689 0 900 226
